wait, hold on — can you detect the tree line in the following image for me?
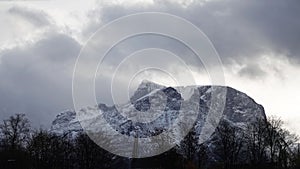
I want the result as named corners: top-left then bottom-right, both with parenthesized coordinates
top-left (179, 117), bottom-right (300, 169)
top-left (0, 114), bottom-right (299, 169)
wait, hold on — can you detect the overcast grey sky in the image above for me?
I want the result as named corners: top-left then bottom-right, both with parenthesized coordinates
top-left (0, 0), bottom-right (299, 135)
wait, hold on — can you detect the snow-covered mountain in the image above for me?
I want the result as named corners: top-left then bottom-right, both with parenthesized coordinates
top-left (50, 80), bottom-right (265, 160)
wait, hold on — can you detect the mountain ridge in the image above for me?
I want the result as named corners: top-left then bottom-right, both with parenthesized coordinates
top-left (50, 81), bottom-right (265, 160)
top-left (51, 80), bottom-right (265, 136)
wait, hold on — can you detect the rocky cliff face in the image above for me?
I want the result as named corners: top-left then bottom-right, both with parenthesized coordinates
top-left (50, 81), bottom-right (265, 161)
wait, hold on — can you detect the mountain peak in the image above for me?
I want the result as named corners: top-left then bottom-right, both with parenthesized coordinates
top-left (130, 80), bottom-right (165, 102)
top-left (50, 84), bottom-right (266, 160)
top-left (139, 80), bottom-right (164, 88)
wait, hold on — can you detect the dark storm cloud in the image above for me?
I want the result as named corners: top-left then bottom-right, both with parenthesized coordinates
top-left (86, 0), bottom-right (300, 70)
top-left (0, 33), bottom-right (81, 127)
top-left (8, 6), bottom-right (51, 27)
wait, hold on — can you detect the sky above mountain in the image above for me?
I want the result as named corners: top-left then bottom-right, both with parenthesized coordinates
top-left (0, 0), bottom-right (299, 135)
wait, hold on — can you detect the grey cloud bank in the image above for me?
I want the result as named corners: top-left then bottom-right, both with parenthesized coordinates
top-left (0, 0), bottom-right (299, 129)
top-left (88, 0), bottom-right (300, 65)
top-left (0, 32), bottom-right (80, 126)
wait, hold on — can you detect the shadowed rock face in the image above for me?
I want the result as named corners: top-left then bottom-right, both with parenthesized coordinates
top-left (50, 81), bottom-right (266, 165)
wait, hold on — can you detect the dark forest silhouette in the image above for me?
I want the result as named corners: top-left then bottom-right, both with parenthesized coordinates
top-left (0, 114), bottom-right (299, 169)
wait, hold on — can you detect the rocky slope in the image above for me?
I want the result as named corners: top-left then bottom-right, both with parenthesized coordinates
top-left (50, 81), bottom-right (266, 161)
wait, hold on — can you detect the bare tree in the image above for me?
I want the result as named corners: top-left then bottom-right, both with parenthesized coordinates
top-left (74, 132), bottom-right (113, 169)
top-left (0, 114), bottom-right (31, 150)
top-left (245, 117), bottom-right (268, 166)
top-left (28, 129), bottom-right (75, 169)
top-left (265, 116), bottom-right (283, 165)
top-left (276, 125), bottom-right (298, 168)
top-left (294, 143), bottom-right (300, 169)
top-left (216, 121), bottom-right (245, 169)
top-left (0, 114), bottom-right (31, 169)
